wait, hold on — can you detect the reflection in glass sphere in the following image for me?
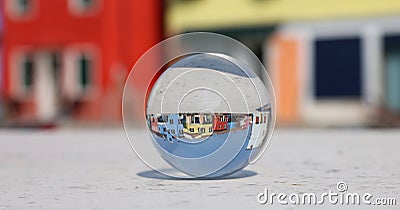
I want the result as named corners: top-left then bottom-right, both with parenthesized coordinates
top-left (145, 53), bottom-right (273, 178)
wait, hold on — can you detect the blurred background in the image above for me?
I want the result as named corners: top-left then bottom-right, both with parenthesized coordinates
top-left (1, 0), bottom-right (400, 128)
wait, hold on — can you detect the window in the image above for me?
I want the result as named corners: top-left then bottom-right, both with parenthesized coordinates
top-left (80, 0), bottom-right (94, 8)
top-left (77, 53), bottom-right (91, 91)
top-left (209, 127), bottom-right (212, 132)
top-left (21, 54), bottom-right (34, 91)
top-left (69, 0), bottom-right (98, 15)
top-left (189, 128), bottom-right (194, 133)
top-left (179, 129), bottom-right (183, 134)
top-left (200, 128), bottom-right (205, 133)
top-left (255, 116), bottom-right (259, 124)
top-left (169, 119), bottom-right (174, 124)
top-left (171, 130), bottom-right (175, 135)
top-left (17, 0), bottom-right (31, 14)
top-left (50, 52), bottom-right (61, 81)
top-left (192, 116), bottom-right (200, 124)
top-left (204, 115), bottom-right (212, 124)
top-left (314, 37), bottom-right (362, 98)
top-left (6, 0), bottom-right (34, 17)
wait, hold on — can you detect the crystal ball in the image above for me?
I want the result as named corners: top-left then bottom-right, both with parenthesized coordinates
top-left (145, 53), bottom-right (273, 178)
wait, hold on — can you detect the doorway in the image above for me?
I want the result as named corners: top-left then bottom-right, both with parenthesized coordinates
top-left (384, 35), bottom-right (400, 113)
top-left (33, 51), bottom-right (61, 122)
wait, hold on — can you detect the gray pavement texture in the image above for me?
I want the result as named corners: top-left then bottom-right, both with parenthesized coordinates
top-left (0, 128), bottom-right (399, 210)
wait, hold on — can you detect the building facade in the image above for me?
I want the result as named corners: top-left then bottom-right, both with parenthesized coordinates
top-left (268, 17), bottom-right (400, 126)
top-left (2, 0), bottom-right (163, 124)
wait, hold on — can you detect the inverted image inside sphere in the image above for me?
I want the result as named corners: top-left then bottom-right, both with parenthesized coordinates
top-left (145, 53), bottom-right (272, 177)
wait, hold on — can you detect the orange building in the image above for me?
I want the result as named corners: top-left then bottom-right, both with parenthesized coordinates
top-left (1, 0), bottom-right (163, 125)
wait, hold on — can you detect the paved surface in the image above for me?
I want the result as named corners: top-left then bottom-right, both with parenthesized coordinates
top-left (146, 66), bottom-right (269, 114)
top-left (0, 128), bottom-right (399, 209)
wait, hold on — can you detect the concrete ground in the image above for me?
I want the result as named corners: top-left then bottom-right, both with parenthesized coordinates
top-left (0, 128), bottom-right (399, 209)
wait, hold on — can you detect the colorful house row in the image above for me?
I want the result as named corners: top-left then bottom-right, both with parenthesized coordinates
top-left (149, 113), bottom-right (245, 141)
top-left (1, 0), bottom-right (163, 125)
top-left (166, 0), bottom-right (400, 126)
top-left (147, 104), bottom-right (271, 147)
top-left (147, 113), bottom-right (213, 141)
top-left (147, 107), bottom-right (271, 152)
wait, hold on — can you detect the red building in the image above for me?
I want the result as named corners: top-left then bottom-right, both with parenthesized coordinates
top-left (213, 114), bottom-right (228, 131)
top-left (1, 0), bottom-right (163, 124)
top-left (150, 115), bottom-right (158, 133)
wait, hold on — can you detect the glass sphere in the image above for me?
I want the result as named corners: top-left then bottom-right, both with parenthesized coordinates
top-left (145, 53), bottom-right (273, 178)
